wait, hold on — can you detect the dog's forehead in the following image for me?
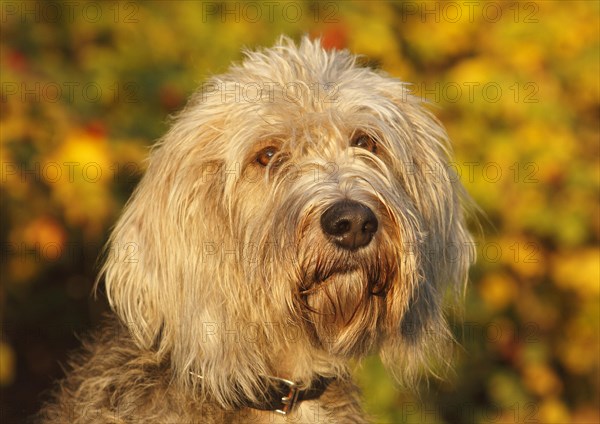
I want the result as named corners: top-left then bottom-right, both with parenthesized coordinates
top-left (206, 41), bottom-right (417, 162)
top-left (221, 93), bottom-right (399, 164)
top-left (230, 42), bottom-right (405, 115)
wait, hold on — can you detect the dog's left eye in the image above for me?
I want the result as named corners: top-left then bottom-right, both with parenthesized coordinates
top-left (351, 133), bottom-right (377, 154)
top-left (256, 146), bottom-right (282, 167)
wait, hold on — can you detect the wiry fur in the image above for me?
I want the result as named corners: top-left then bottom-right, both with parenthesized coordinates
top-left (39, 37), bottom-right (474, 423)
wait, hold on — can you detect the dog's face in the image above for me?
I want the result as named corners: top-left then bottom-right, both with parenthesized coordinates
top-left (101, 37), bottom-right (474, 406)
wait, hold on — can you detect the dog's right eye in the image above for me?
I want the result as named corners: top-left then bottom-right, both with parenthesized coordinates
top-left (351, 132), bottom-right (377, 154)
top-left (256, 146), bottom-right (280, 167)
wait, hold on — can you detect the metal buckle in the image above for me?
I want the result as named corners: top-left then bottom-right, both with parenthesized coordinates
top-left (270, 376), bottom-right (300, 415)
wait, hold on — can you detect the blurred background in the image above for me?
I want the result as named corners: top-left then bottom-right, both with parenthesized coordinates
top-left (1, 1), bottom-right (598, 423)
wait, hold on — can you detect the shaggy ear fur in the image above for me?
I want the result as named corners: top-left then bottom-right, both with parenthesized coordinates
top-left (98, 89), bottom-right (277, 407)
top-left (379, 91), bottom-right (475, 383)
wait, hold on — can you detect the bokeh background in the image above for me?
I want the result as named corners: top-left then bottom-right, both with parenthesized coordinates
top-left (1, 1), bottom-right (598, 423)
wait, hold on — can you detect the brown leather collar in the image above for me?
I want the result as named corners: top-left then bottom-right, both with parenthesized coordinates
top-left (245, 375), bottom-right (334, 415)
top-left (190, 371), bottom-right (333, 415)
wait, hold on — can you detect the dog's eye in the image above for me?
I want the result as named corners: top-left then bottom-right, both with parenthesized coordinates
top-left (256, 146), bottom-right (282, 167)
top-left (351, 133), bottom-right (377, 154)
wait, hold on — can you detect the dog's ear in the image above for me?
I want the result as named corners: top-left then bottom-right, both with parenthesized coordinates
top-left (97, 87), bottom-right (278, 407)
top-left (380, 91), bottom-right (475, 383)
top-left (97, 102), bottom-right (225, 351)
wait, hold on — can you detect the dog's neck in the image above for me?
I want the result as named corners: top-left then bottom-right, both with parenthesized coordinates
top-left (243, 374), bottom-right (334, 415)
top-left (190, 369), bottom-right (334, 415)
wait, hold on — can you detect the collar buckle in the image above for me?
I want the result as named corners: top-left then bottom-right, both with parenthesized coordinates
top-left (269, 376), bottom-right (300, 415)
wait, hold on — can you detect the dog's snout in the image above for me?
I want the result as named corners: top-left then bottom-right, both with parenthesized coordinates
top-left (320, 200), bottom-right (378, 250)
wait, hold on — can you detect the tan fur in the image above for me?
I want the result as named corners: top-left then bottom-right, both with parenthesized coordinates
top-left (39, 36), bottom-right (474, 423)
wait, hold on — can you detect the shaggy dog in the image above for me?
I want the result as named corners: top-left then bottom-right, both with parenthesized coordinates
top-left (40, 37), bottom-right (474, 423)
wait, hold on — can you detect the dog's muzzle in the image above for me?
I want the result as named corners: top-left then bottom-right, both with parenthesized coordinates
top-left (320, 200), bottom-right (378, 250)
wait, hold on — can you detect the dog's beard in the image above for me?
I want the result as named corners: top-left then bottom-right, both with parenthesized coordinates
top-left (300, 268), bottom-right (392, 357)
top-left (289, 219), bottom-right (401, 358)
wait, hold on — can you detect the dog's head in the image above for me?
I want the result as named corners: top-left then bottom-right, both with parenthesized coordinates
top-left (100, 36), bottom-right (474, 406)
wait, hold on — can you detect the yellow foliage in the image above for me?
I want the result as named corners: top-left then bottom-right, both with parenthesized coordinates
top-left (478, 273), bottom-right (518, 311)
top-left (7, 256), bottom-right (39, 284)
top-left (45, 131), bottom-right (115, 237)
top-left (558, 316), bottom-right (599, 375)
top-left (20, 216), bottom-right (67, 254)
top-left (538, 397), bottom-right (571, 424)
top-left (552, 249), bottom-right (600, 296)
top-left (348, 18), bottom-right (395, 59)
top-left (522, 363), bottom-right (562, 397)
top-left (0, 342), bottom-right (16, 386)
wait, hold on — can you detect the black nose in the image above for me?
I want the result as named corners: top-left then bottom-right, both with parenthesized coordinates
top-left (320, 200), bottom-right (378, 250)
